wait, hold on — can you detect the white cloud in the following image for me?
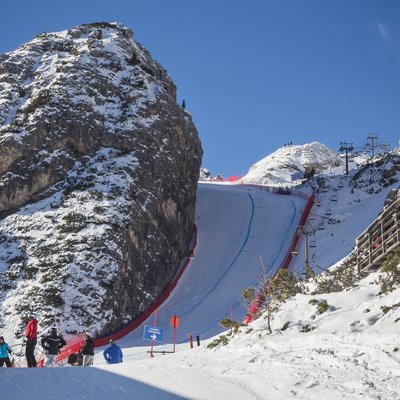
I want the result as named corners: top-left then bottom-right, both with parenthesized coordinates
top-left (377, 22), bottom-right (390, 40)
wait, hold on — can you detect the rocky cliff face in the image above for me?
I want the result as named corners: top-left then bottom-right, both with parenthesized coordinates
top-left (0, 22), bottom-right (202, 338)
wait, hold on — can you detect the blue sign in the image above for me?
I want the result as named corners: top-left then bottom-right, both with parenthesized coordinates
top-left (143, 325), bottom-right (164, 342)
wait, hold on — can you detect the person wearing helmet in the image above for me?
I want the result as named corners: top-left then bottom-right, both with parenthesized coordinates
top-left (25, 314), bottom-right (38, 367)
top-left (103, 339), bottom-right (123, 364)
top-left (41, 328), bottom-right (66, 367)
top-left (0, 336), bottom-right (13, 367)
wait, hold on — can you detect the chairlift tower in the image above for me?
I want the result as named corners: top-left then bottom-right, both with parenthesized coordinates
top-left (366, 133), bottom-right (378, 158)
top-left (296, 223), bottom-right (317, 273)
top-left (339, 142), bottom-right (354, 175)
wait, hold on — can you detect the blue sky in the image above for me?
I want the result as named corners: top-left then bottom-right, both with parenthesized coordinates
top-left (1, 1), bottom-right (399, 176)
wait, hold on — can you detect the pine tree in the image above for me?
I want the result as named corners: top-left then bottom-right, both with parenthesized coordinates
top-left (181, 99), bottom-right (186, 109)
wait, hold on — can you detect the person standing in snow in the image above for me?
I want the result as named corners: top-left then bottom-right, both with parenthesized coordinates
top-left (41, 327), bottom-right (66, 367)
top-left (0, 336), bottom-right (13, 367)
top-left (79, 332), bottom-right (95, 366)
top-left (103, 339), bottom-right (123, 364)
top-left (25, 314), bottom-right (38, 367)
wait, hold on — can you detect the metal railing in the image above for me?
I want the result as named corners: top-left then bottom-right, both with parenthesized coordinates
top-left (356, 197), bottom-right (400, 272)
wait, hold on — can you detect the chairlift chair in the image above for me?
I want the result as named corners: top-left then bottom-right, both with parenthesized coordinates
top-left (325, 203), bottom-right (332, 216)
top-left (310, 238), bottom-right (317, 248)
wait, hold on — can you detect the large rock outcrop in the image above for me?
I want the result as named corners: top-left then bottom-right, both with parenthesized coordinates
top-left (0, 22), bottom-right (202, 338)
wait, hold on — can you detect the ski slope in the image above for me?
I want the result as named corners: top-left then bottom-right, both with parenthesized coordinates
top-left (100, 182), bottom-right (306, 361)
top-left (5, 182), bottom-right (400, 400)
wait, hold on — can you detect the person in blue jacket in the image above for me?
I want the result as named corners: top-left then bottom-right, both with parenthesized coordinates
top-left (0, 336), bottom-right (13, 367)
top-left (103, 339), bottom-right (123, 364)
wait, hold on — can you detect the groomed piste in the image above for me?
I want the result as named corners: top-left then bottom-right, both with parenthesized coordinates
top-left (25, 182), bottom-right (310, 364)
top-left (89, 182), bottom-right (309, 359)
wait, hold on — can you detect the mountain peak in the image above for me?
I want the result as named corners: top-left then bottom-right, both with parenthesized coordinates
top-left (242, 142), bottom-right (343, 186)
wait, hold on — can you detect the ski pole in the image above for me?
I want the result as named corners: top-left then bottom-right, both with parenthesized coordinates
top-left (11, 343), bottom-right (25, 367)
top-left (11, 355), bottom-right (21, 368)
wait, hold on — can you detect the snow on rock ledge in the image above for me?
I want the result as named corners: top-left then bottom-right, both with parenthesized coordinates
top-left (0, 22), bottom-right (202, 339)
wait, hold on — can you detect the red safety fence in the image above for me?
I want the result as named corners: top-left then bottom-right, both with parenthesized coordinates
top-left (56, 227), bottom-right (198, 361)
top-left (277, 192), bottom-right (315, 271)
top-left (228, 176), bottom-right (243, 182)
top-left (243, 188), bottom-right (315, 323)
top-left (56, 335), bottom-right (85, 364)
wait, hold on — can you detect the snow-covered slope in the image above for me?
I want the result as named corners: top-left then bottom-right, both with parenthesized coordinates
top-left (101, 183), bottom-right (306, 349)
top-left (4, 269), bottom-right (400, 399)
top-left (242, 142), bottom-right (343, 186)
top-left (289, 151), bottom-right (400, 277)
top-left (4, 148), bottom-right (400, 400)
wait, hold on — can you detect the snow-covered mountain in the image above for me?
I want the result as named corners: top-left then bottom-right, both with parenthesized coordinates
top-left (0, 22), bottom-right (202, 339)
top-left (242, 142), bottom-right (343, 186)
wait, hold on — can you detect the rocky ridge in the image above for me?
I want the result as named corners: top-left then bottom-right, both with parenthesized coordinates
top-left (0, 22), bottom-right (202, 339)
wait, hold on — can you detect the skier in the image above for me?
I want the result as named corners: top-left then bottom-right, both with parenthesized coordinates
top-left (103, 339), bottom-right (123, 364)
top-left (79, 332), bottom-right (94, 366)
top-left (41, 328), bottom-right (66, 367)
top-left (0, 336), bottom-right (13, 367)
top-left (25, 314), bottom-right (38, 367)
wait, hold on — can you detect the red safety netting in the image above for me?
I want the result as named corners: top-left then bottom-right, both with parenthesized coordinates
top-left (56, 335), bottom-right (85, 363)
top-left (243, 188), bottom-right (315, 323)
top-left (228, 176), bottom-right (243, 182)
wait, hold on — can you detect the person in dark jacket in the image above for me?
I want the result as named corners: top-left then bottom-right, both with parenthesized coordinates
top-left (0, 336), bottom-right (13, 367)
top-left (79, 332), bottom-right (94, 366)
top-left (41, 328), bottom-right (66, 367)
top-left (25, 314), bottom-right (38, 367)
top-left (103, 339), bottom-right (123, 364)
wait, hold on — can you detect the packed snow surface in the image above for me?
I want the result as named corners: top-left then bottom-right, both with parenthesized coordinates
top-left (113, 183), bottom-right (306, 348)
top-left (4, 180), bottom-right (400, 399)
